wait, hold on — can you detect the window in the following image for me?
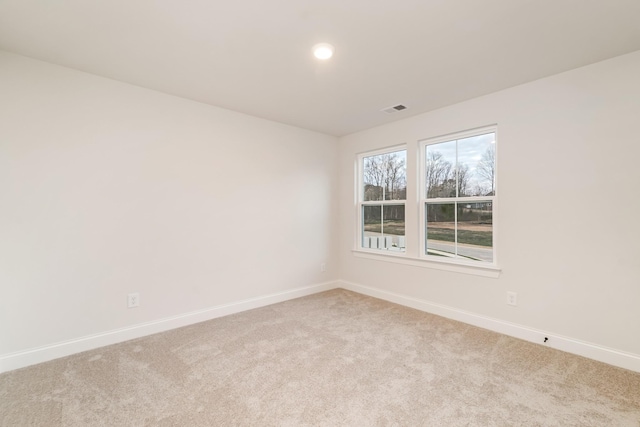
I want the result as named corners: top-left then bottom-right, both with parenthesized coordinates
top-left (353, 126), bottom-right (497, 275)
top-left (420, 126), bottom-right (496, 265)
top-left (357, 147), bottom-right (407, 253)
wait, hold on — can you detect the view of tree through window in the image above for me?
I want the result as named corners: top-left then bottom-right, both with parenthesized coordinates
top-left (361, 149), bottom-right (406, 252)
top-left (424, 130), bottom-right (496, 263)
top-left (356, 128), bottom-right (496, 267)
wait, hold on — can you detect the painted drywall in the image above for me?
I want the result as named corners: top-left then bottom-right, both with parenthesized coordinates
top-left (0, 51), bottom-right (338, 357)
top-left (338, 50), bottom-right (640, 357)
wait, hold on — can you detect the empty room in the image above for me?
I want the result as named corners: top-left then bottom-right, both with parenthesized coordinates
top-left (1, 1), bottom-right (639, 425)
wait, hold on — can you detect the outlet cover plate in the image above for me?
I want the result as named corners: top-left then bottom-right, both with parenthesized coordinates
top-left (507, 291), bottom-right (517, 306)
top-left (127, 292), bottom-right (140, 308)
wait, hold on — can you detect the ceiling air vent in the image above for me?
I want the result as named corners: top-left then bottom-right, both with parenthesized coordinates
top-left (381, 104), bottom-right (408, 114)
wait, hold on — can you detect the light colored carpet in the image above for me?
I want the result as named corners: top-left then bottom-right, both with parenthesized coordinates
top-left (1, 289), bottom-right (639, 426)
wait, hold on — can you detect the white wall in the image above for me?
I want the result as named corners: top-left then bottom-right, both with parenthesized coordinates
top-left (0, 52), bottom-right (338, 363)
top-left (338, 51), bottom-right (640, 363)
top-left (2, 48), bottom-right (639, 373)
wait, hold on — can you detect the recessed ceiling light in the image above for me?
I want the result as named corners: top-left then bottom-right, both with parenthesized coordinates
top-left (313, 43), bottom-right (334, 60)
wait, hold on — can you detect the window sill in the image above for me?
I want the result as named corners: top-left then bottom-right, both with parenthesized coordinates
top-left (352, 249), bottom-right (501, 278)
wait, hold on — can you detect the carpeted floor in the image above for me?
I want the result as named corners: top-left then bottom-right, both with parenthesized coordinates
top-left (1, 289), bottom-right (639, 426)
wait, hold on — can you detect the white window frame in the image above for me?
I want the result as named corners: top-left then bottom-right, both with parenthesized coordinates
top-left (356, 145), bottom-right (407, 255)
top-left (419, 125), bottom-right (498, 268)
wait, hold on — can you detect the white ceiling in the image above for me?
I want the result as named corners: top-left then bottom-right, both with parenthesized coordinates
top-left (1, 1), bottom-right (640, 136)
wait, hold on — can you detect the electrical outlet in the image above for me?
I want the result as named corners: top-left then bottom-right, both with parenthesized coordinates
top-left (320, 263), bottom-right (327, 272)
top-left (127, 292), bottom-right (140, 308)
top-left (507, 291), bottom-right (517, 306)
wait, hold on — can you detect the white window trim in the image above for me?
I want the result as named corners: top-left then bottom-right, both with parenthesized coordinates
top-left (419, 125), bottom-right (498, 268)
top-left (351, 249), bottom-right (501, 278)
top-left (355, 144), bottom-right (407, 255)
top-left (352, 127), bottom-right (500, 278)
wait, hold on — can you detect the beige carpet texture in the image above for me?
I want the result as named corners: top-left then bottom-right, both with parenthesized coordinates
top-left (1, 289), bottom-right (639, 426)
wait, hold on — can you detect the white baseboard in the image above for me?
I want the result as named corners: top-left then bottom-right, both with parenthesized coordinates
top-left (0, 281), bottom-right (339, 374)
top-left (4, 280), bottom-right (638, 374)
top-left (339, 280), bottom-right (640, 373)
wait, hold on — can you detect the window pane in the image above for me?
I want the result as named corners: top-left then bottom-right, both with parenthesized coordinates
top-left (362, 204), bottom-right (405, 252)
top-left (457, 202), bottom-right (493, 262)
top-left (425, 203), bottom-right (456, 257)
top-left (384, 205), bottom-right (405, 250)
top-left (458, 132), bottom-right (495, 196)
top-left (363, 205), bottom-right (382, 236)
top-left (425, 140), bottom-right (456, 198)
top-left (425, 202), bottom-right (493, 262)
top-left (363, 150), bottom-right (406, 201)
